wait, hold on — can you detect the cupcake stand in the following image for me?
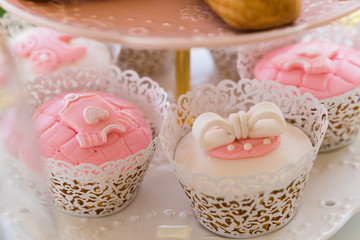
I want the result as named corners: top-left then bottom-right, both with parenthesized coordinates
top-left (1, 0), bottom-right (360, 239)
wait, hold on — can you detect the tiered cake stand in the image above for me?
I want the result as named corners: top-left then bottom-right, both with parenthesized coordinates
top-left (1, 0), bottom-right (360, 239)
top-left (2, 0), bottom-right (360, 97)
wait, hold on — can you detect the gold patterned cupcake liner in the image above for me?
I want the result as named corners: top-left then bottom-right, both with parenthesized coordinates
top-left (46, 141), bottom-right (155, 217)
top-left (320, 88), bottom-right (360, 152)
top-left (178, 172), bottom-right (308, 238)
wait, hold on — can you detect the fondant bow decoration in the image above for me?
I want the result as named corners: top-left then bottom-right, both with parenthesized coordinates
top-left (192, 102), bottom-right (287, 151)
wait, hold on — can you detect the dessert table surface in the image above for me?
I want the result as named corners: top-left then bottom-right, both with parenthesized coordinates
top-left (1, 49), bottom-right (360, 240)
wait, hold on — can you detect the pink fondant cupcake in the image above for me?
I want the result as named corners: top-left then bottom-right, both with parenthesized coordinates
top-left (21, 65), bottom-right (169, 217)
top-left (33, 91), bottom-right (153, 216)
top-left (253, 40), bottom-right (360, 151)
top-left (160, 79), bottom-right (328, 238)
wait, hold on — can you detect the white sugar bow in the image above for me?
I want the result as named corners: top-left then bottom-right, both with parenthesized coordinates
top-left (192, 102), bottom-right (287, 151)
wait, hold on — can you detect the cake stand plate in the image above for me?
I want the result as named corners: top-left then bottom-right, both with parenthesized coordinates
top-left (1, 0), bottom-right (360, 48)
top-left (2, 134), bottom-right (360, 240)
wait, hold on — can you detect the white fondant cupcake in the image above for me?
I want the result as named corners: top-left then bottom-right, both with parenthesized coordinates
top-left (160, 79), bottom-right (328, 238)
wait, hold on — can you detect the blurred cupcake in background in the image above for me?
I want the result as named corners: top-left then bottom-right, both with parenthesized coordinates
top-left (9, 27), bottom-right (114, 81)
top-left (252, 40), bottom-right (360, 152)
top-left (210, 47), bottom-right (240, 80)
top-left (116, 47), bottom-right (173, 77)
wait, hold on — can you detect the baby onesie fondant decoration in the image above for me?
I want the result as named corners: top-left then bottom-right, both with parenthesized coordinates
top-left (192, 101), bottom-right (286, 159)
top-left (60, 93), bottom-right (133, 148)
top-left (13, 28), bottom-right (87, 73)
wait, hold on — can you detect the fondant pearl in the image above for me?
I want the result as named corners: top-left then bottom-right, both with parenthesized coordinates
top-left (227, 144), bottom-right (235, 152)
top-left (263, 138), bottom-right (271, 145)
top-left (39, 54), bottom-right (49, 62)
top-left (243, 143), bottom-right (252, 151)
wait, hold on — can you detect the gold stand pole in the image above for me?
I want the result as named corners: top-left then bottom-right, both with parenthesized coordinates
top-left (175, 49), bottom-right (190, 100)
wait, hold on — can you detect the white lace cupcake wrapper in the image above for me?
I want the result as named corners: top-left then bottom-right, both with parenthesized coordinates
top-left (320, 88), bottom-right (360, 152)
top-left (46, 143), bottom-right (155, 217)
top-left (160, 79), bottom-right (328, 238)
top-left (26, 65), bottom-right (169, 217)
top-left (177, 171), bottom-right (309, 238)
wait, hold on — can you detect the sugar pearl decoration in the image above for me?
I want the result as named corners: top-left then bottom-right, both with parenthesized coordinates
top-left (39, 54), bottom-right (49, 62)
top-left (227, 144), bottom-right (235, 152)
top-left (243, 143), bottom-right (252, 151)
top-left (263, 138), bottom-right (271, 145)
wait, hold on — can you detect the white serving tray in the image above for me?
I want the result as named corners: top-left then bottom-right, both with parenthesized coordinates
top-left (2, 49), bottom-right (360, 240)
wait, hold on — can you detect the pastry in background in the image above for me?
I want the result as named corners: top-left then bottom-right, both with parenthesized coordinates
top-left (204, 0), bottom-right (302, 31)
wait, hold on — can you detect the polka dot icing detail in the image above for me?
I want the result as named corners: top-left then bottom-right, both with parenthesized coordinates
top-left (253, 40), bottom-right (360, 100)
top-left (243, 143), bottom-right (253, 151)
top-left (263, 138), bottom-right (271, 145)
top-left (227, 144), bottom-right (235, 152)
top-left (207, 136), bottom-right (281, 160)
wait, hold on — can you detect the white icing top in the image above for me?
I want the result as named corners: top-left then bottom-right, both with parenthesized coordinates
top-left (174, 123), bottom-right (312, 179)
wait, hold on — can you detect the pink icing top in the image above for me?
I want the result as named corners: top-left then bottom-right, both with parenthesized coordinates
top-left (253, 40), bottom-right (360, 100)
top-left (33, 91), bottom-right (152, 166)
top-left (13, 28), bottom-right (87, 73)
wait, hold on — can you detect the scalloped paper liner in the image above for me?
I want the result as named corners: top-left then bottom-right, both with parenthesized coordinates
top-left (27, 66), bottom-right (169, 217)
top-left (236, 18), bottom-right (360, 152)
top-left (46, 140), bottom-right (156, 217)
top-left (320, 88), bottom-right (360, 152)
top-left (179, 173), bottom-right (308, 238)
top-left (160, 79), bottom-right (328, 238)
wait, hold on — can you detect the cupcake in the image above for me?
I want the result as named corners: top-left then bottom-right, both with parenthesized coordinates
top-left (210, 47), bottom-right (240, 80)
top-left (24, 65), bottom-right (169, 217)
top-left (117, 47), bottom-right (173, 77)
top-left (9, 27), bottom-right (113, 81)
top-left (33, 91), bottom-right (152, 216)
top-left (160, 79), bottom-right (327, 238)
top-left (253, 40), bottom-right (360, 152)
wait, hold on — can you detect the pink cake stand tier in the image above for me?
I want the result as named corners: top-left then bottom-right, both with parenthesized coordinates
top-left (1, 0), bottom-right (360, 48)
